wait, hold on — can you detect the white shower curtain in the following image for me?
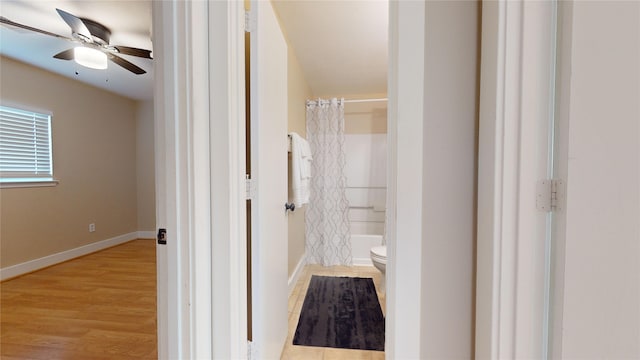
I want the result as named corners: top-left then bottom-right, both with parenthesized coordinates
top-left (305, 98), bottom-right (352, 266)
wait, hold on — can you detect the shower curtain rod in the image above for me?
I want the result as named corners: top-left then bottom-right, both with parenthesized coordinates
top-left (306, 98), bottom-right (388, 105)
top-left (343, 98), bottom-right (387, 104)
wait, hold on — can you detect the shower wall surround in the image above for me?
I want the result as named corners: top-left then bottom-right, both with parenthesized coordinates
top-left (344, 133), bottom-right (387, 235)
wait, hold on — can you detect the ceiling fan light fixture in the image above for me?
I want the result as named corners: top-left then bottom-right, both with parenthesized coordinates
top-left (73, 47), bottom-right (107, 70)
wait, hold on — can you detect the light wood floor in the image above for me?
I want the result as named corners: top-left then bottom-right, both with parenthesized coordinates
top-left (281, 264), bottom-right (386, 360)
top-left (0, 239), bottom-right (157, 360)
top-left (1, 241), bottom-right (386, 360)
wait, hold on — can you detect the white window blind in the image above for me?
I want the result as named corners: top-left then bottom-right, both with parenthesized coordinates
top-left (0, 105), bottom-right (53, 181)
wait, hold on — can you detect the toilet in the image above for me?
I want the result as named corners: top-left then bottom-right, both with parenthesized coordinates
top-left (370, 245), bottom-right (387, 293)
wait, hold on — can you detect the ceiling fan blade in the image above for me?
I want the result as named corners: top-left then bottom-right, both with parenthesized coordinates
top-left (0, 16), bottom-right (72, 41)
top-left (108, 54), bottom-right (146, 75)
top-left (111, 45), bottom-right (152, 59)
top-left (53, 49), bottom-right (75, 60)
top-left (56, 8), bottom-right (92, 42)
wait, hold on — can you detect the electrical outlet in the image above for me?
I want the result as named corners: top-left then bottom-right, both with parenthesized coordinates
top-left (89, 223), bottom-right (96, 232)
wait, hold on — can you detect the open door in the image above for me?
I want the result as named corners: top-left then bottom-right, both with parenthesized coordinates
top-left (248, 0), bottom-right (289, 358)
top-left (153, 1), bottom-right (248, 358)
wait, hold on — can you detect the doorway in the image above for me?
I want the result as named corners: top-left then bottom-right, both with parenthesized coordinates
top-left (266, 1), bottom-right (389, 358)
top-left (153, 1), bottom-right (482, 358)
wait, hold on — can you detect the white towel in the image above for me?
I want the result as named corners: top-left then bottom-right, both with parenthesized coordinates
top-left (299, 138), bottom-right (312, 179)
top-left (289, 132), bottom-right (312, 206)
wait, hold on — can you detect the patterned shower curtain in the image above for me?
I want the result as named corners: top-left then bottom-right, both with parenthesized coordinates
top-left (305, 98), bottom-right (352, 266)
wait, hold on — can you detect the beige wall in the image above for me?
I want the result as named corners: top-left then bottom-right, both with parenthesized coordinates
top-left (136, 100), bottom-right (155, 234)
top-left (0, 57), bottom-right (138, 267)
top-left (420, 1), bottom-right (479, 358)
top-left (287, 48), bottom-right (312, 277)
top-left (553, 2), bottom-right (640, 358)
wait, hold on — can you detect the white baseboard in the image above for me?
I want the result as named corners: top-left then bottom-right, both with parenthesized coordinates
top-left (0, 232), bottom-right (139, 281)
top-left (288, 252), bottom-right (307, 296)
top-left (137, 230), bottom-right (156, 239)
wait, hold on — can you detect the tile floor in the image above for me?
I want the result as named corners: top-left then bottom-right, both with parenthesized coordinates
top-left (281, 264), bottom-right (385, 360)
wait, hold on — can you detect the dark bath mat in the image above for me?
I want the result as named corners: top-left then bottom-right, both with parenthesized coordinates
top-left (293, 275), bottom-right (385, 351)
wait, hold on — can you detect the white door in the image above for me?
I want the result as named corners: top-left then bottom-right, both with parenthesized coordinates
top-left (249, 1), bottom-right (289, 358)
top-left (153, 2), bottom-right (248, 358)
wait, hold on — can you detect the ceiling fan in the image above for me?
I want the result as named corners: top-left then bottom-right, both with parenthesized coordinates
top-left (0, 8), bottom-right (152, 75)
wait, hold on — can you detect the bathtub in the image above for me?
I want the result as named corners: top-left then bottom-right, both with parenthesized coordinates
top-left (351, 234), bottom-right (384, 266)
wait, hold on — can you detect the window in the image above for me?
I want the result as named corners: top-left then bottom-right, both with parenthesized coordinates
top-left (0, 105), bottom-right (57, 187)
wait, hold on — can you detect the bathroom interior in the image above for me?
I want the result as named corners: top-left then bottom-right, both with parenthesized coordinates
top-left (284, 99), bottom-right (388, 359)
top-left (273, 1), bottom-right (389, 358)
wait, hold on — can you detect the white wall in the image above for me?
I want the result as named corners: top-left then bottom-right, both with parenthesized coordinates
top-left (388, 1), bottom-right (479, 358)
top-left (421, 1), bottom-right (479, 358)
top-left (553, 1), bottom-right (640, 358)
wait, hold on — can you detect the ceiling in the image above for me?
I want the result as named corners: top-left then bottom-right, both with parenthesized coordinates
top-left (0, 1), bottom-right (153, 100)
top-left (272, 0), bottom-right (388, 97)
top-left (0, 1), bottom-right (387, 101)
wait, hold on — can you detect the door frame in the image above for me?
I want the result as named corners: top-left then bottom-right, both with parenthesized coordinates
top-left (153, 0), bottom-right (557, 358)
top-left (153, 1), bottom-right (247, 359)
top-left (475, 1), bottom-right (558, 358)
top-left (385, 1), bottom-right (426, 357)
